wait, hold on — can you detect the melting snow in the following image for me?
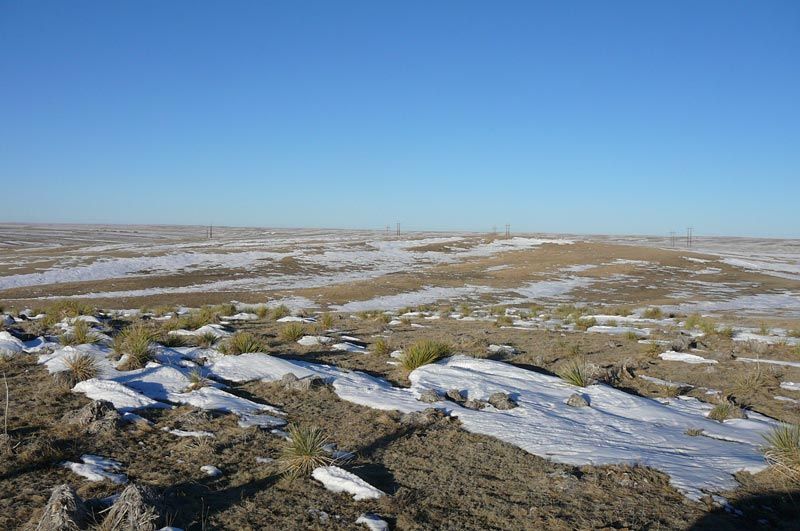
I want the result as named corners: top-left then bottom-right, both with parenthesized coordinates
top-left (312, 466), bottom-right (385, 500)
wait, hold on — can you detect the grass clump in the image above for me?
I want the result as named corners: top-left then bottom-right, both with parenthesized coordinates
top-left (684, 314), bottom-right (702, 330)
top-left (557, 358), bottom-right (592, 387)
top-left (271, 305), bottom-right (291, 320)
top-left (223, 331), bottom-right (265, 355)
top-left (372, 338), bottom-right (392, 356)
top-left (115, 324), bottom-right (155, 370)
top-left (319, 313), bottom-right (334, 330)
top-left (763, 424), bottom-right (800, 484)
top-left (256, 305), bottom-right (269, 319)
top-left (643, 307), bottom-right (663, 319)
top-left (185, 368), bottom-right (211, 391)
top-left (63, 352), bottom-right (99, 383)
top-left (400, 340), bottom-right (451, 371)
top-left (60, 320), bottom-right (100, 346)
top-left (788, 329), bottom-right (800, 339)
top-left (280, 323), bottom-right (305, 342)
top-left (279, 425), bottom-right (333, 479)
top-left (159, 333), bottom-right (188, 348)
top-left (574, 317), bottom-right (597, 331)
top-left (193, 331), bottom-right (219, 348)
top-left (685, 428), bottom-right (704, 437)
top-left (707, 401), bottom-right (746, 422)
top-left (458, 304), bottom-right (472, 317)
top-left (495, 315), bottom-right (514, 327)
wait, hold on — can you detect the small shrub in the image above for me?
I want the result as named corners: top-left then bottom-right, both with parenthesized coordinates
top-left (624, 331), bottom-right (639, 341)
top-left (763, 424), bottom-right (800, 483)
top-left (376, 313), bottom-right (392, 325)
top-left (685, 428), bottom-right (704, 437)
top-left (213, 303), bottom-right (237, 317)
top-left (557, 358), bottom-right (592, 387)
top-left (256, 305), bottom-right (269, 319)
top-left (372, 338), bottom-right (391, 356)
top-left (610, 306), bottom-right (633, 317)
top-left (280, 323), bottom-right (305, 342)
top-left (759, 322), bottom-right (770, 336)
top-left (159, 333), bottom-right (188, 348)
top-left (46, 300), bottom-right (94, 319)
top-left (717, 327), bottom-right (735, 339)
top-left (185, 368), bottom-right (211, 391)
top-left (400, 340), bottom-right (451, 371)
top-left (642, 307), bottom-right (663, 319)
top-left (63, 352), bottom-right (99, 383)
top-left (153, 305), bottom-right (176, 317)
top-left (223, 332), bottom-right (265, 355)
top-left (707, 401), bottom-right (746, 422)
top-left (279, 425), bottom-right (333, 479)
top-left (685, 314), bottom-right (702, 329)
top-left (458, 304), bottom-right (472, 317)
top-left (733, 366), bottom-right (768, 398)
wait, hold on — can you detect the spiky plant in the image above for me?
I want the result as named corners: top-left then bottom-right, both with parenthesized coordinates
top-left (223, 331), bottom-right (265, 355)
top-left (279, 425), bottom-right (333, 479)
top-left (117, 324), bottom-right (155, 370)
top-left (213, 303), bottom-right (237, 317)
top-left (271, 305), bottom-right (290, 320)
top-left (63, 352), bottom-right (99, 383)
top-left (319, 313), bottom-right (334, 330)
top-left (185, 368), bottom-right (211, 391)
top-left (643, 307), bottom-right (663, 319)
top-left (280, 323), bottom-right (305, 342)
top-left (60, 320), bottom-right (100, 346)
top-left (256, 305), bottom-right (269, 319)
top-left (495, 315), bottom-right (514, 327)
top-left (557, 358), bottom-right (592, 387)
top-left (573, 317), bottom-right (596, 331)
top-left (194, 331), bottom-right (218, 348)
top-left (400, 340), bottom-right (450, 371)
top-left (159, 333), bottom-right (188, 348)
top-left (372, 338), bottom-right (391, 356)
top-left (707, 400), bottom-right (746, 422)
top-left (763, 424), bottom-right (800, 484)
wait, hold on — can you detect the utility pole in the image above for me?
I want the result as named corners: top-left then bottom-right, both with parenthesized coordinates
top-left (396, 222), bottom-right (400, 237)
top-left (492, 225), bottom-right (497, 236)
top-left (686, 227), bottom-right (693, 248)
top-left (209, 224), bottom-right (213, 239)
top-left (505, 224), bottom-right (510, 238)
top-left (385, 225), bottom-right (389, 236)
top-left (669, 231), bottom-right (676, 248)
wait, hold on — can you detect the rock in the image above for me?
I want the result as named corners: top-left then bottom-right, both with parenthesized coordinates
top-left (201, 465), bottom-right (222, 477)
top-left (417, 389), bottom-right (441, 403)
top-left (356, 513), bottom-right (389, 531)
top-left (400, 408), bottom-right (447, 427)
top-left (280, 373), bottom-right (327, 391)
top-left (566, 393), bottom-right (590, 408)
top-left (445, 389), bottom-right (466, 403)
top-left (670, 334), bottom-right (697, 352)
top-left (463, 399), bottom-right (487, 410)
top-left (62, 400), bottom-right (122, 434)
top-left (34, 484), bottom-right (87, 531)
top-left (100, 483), bottom-right (162, 531)
top-left (488, 392), bottom-right (517, 410)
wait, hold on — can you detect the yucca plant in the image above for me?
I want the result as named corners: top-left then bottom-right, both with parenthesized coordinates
top-left (573, 317), bottom-right (596, 331)
top-left (159, 333), bottom-right (188, 348)
top-left (280, 323), bottom-right (305, 342)
top-left (60, 320), bottom-right (100, 346)
top-left (63, 352), bottom-right (99, 383)
top-left (643, 307), bottom-right (663, 319)
top-left (319, 313), bottom-right (334, 330)
top-left (256, 305), bottom-right (269, 319)
top-left (372, 338), bottom-right (392, 356)
top-left (193, 331), bottom-right (219, 348)
top-left (223, 331), bottom-right (265, 355)
top-left (707, 400), bottom-right (746, 422)
top-left (185, 367), bottom-right (211, 391)
top-left (400, 340), bottom-right (450, 371)
top-left (763, 424), bottom-right (800, 484)
top-left (271, 305), bottom-right (291, 320)
top-left (557, 358), bottom-right (592, 387)
top-left (116, 324), bottom-right (155, 370)
top-left (279, 425), bottom-right (333, 479)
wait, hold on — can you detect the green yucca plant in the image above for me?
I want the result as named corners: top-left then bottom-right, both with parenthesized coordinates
top-left (256, 305), bottom-right (269, 319)
top-left (194, 331), bottom-right (219, 348)
top-left (400, 340), bottom-right (450, 371)
top-left (223, 331), bottom-right (265, 355)
top-left (271, 305), bottom-right (291, 320)
top-left (642, 307), bottom-right (663, 319)
top-left (63, 352), bottom-right (99, 383)
top-left (763, 424), bottom-right (800, 484)
top-left (557, 358), bottom-right (592, 387)
top-left (280, 323), bottom-right (305, 342)
top-left (707, 400), bottom-right (746, 422)
top-left (319, 313), bottom-right (334, 330)
top-left (185, 367), bottom-right (211, 391)
top-left (116, 324), bottom-right (155, 370)
top-left (60, 320), bottom-right (100, 346)
top-left (159, 332), bottom-right (188, 348)
top-left (495, 315), bottom-right (514, 327)
top-left (573, 317), bottom-right (596, 331)
top-left (279, 425), bottom-right (333, 479)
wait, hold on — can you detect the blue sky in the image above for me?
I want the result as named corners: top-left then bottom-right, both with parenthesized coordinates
top-left (1, 1), bottom-right (798, 237)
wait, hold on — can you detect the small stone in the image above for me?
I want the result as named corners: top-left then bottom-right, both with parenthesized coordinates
top-left (445, 389), bottom-right (466, 403)
top-left (566, 393), bottom-right (589, 408)
top-left (200, 465), bottom-right (222, 477)
top-left (400, 408), bottom-right (446, 427)
top-left (417, 389), bottom-right (441, 403)
top-left (488, 392), bottom-right (517, 410)
top-left (62, 400), bottom-right (122, 434)
top-left (281, 373), bottom-right (326, 391)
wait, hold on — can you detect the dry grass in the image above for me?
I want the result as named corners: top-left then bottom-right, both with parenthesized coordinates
top-left (643, 307), bottom-right (663, 319)
top-left (763, 424), bottom-right (800, 484)
top-left (271, 305), bottom-right (291, 320)
top-left (319, 313), bottom-right (334, 330)
top-left (400, 340), bottom-right (450, 371)
top-left (557, 358), bottom-right (592, 387)
top-left (495, 315), bottom-right (514, 327)
top-left (223, 332), bottom-right (265, 355)
top-left (279, 323), bottom-right (305, 342)
top-left (372, 338), bottom-right (392, 356)
top-left (63, 352), bottom-right (99, 383)
top-left (574, 317), bottom-right (596, 331)
top-left (159, 333), bottom-right (188, 348)
top-left (279, 425), bottom-right (333, 479)
top-left (708, 401), bottom-right (746, 422)
top-left (185, 368), bottom-right (211, 391)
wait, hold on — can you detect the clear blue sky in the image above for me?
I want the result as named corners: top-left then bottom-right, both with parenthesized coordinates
top-left (2, 1), bottom-right (798, 237)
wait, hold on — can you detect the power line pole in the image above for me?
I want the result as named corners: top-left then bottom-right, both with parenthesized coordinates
top-left (396, 222), bottom-right (400, 237)
top-left (505, 224), bottom-right (510, 238)
top-left (686, 227), bottom-right (693, 248)
top-left (669, 231), bottom-right (676, 248)
top-left (492, 225), bottom-right (497, 236)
